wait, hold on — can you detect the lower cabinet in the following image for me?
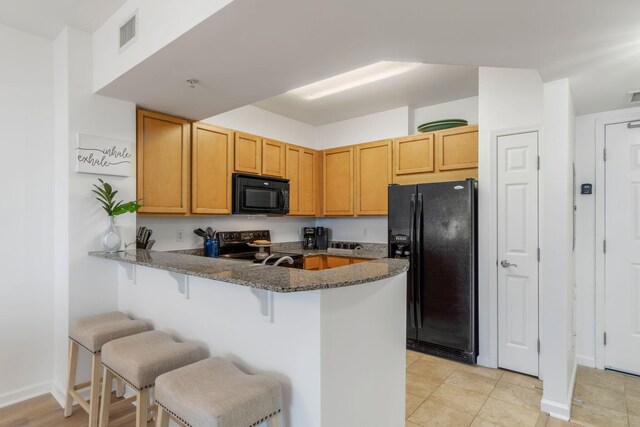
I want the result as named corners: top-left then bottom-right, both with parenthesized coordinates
top-left (191, 123), bottom-right (234, 214)
top-left (303, 255), bottom-right (372, 270)
top-left (325, 256), bottom-right (351, 268)
top-left (303, 255), bottom-right (322, 271)
top-left (136, 109), bottom-right (191, 214)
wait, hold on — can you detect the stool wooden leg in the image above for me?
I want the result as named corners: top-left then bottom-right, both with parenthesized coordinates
top-left (64, 340), bottom-right (79, 417)
top-left (115, 378), bottom-right (125, 398)
top-left (88, 353), bottom-right (102, 427)
top-left (155, 406), bottom-right (169, 427)
top-left (136, 389), bottom-right (149, 427)
top-left (99, 368), bottom-right (114, 427)
top-left (267, 413), bottom-right (281, 427)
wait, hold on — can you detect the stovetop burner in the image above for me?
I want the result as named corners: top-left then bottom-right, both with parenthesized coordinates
top-left (216, 230), bottom-right (303, 268)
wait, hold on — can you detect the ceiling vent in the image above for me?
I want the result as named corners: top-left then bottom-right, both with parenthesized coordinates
top-left (628, 90), bottom-right (640, 104)
top-left (119, 11), bottom-right (138, 52)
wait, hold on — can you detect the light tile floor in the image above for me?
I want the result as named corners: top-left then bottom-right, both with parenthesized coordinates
top-left (406, 350), bottom-right (640, 427)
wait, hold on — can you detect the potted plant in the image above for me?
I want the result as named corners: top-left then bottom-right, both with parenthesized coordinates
top-left (92, 179), bottom-right (142, 252)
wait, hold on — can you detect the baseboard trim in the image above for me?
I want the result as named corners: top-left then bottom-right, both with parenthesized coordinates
top-left (51, 380), bottom-right (67, 408)
top-left (576, 355), bottom-right (596, 368)
top-left (0, 381), bottom-right (52, 409)
top-left (541, 398), bottom-right (571, 421)
top-left (476, 356), bottom-right (496, 369)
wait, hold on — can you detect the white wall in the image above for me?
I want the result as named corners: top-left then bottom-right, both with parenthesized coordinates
top-left (477, 67), bottom-right (544, 370)
top-left (204, 105), bottom-right (316, 148)
top-left (315, 106), bottom-right (410, 149)
top-left (93, 0), bottom-right (233, 92)
top-left (52, 27), bottom-right (137, 402)
top-left (412, 96), bottom-right (478, 133)
top-left (573, 105), bottom-right (640, 368)
top-left (0, 24), bottom-right (55, 407)
top-left (540, 79), bottom-right (576, 419)
top-left (138, 216), bottom-right (315, 251)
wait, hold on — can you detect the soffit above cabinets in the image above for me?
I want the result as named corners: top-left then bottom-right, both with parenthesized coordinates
top-left (87, 0), bottom-right (640, 121)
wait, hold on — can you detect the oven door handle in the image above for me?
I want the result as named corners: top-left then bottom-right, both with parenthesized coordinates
top-left (279, 189), bottom-right (286, 210)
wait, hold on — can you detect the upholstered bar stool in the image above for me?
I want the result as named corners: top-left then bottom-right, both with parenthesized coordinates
top-left (66, 311), bottom-right (150, 427)
top-left (154, 357), bottom-right (283, 427)
top-left (99, 330), bottom-right (208, 427)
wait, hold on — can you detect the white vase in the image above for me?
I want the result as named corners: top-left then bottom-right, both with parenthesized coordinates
top-left (102, 216), bottom-right (121, 252)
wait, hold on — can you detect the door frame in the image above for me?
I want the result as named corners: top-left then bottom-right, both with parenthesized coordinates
top-left (486, 126), bottom-right (542, 376)
top-left (594, 111), bottom-right (640, 369)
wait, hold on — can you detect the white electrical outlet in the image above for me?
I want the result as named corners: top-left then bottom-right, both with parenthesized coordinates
top-left (363, 227), bottom-right (368, 236)
top-left (177, 229), bottom-right (184, 242)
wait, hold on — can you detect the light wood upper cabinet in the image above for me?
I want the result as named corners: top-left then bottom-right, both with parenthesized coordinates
top-left (323, 146), bottom-right (354, 216)
top-left (285, 144), bottom-right (302, 215)
top-left (392, 133), bottom-right (435, 184)
top-left (137, 109), bottom-right (190, 214)
top-left (191, 123), bottom-right (233, 214)
top-left (262, 138), bottom-right (286, 177)
top-left (286, 144), bottom-right (318, 216)
top-left (355, 139), bottom-right (392, 215)
top-left (300, 149), bottom-right (318, 215)
top-left (234, 131), bottom-right (261, 174)
top-left (435, 125), bottom-right (478, 171)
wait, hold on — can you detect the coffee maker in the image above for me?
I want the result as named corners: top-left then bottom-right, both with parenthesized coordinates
top-left (303, 227), bottom-right (316, 249)
top-left (315, 227), bottom-right (329, 250)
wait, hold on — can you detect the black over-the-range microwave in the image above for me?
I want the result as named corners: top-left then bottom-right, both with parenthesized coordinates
top-left (232, 173), bottom-right (290, 215)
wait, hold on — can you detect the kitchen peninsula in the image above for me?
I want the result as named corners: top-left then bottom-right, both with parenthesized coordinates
top-left (90, 249), bottom-right (408, 426)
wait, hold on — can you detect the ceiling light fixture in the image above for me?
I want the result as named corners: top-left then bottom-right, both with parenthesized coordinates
top-left (288, 61), bottom-right (422, 100)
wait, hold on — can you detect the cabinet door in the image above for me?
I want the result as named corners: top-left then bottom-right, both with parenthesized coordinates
top-left (285, 144), bottom-right (302, 215)
top-left (191, 123), bottom-right (233, 214)
top-left (262, 138), bottom-right (286, 177)
top-left (234, 131), bottom-right (261, 174)
top-left (304, 255), bottom-right (322, 270)
top-left (137, 109), bottom-right (190, 214)
top-left (326, 256), bottom-right (351, 268)
top-left (392, 134), bottom-right (435, 184)
top-left (299, 148), bottom-right (317, 216)
top-left (355, 139), bottom-right (392, 215)
top-left (323, 146), bottom-right (354, 216)
top-left (435, 125), bottom-right (478, 171)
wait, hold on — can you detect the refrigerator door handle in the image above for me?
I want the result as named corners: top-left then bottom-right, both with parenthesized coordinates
top-left (408, 194), bottom-right (416, 328)
top-left (415, 192), bottom-right (424, 330)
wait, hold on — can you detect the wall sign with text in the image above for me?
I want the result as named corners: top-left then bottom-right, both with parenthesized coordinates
top-left (76, 133), bottom-right (133, 177)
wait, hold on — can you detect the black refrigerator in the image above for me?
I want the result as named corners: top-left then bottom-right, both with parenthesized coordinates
top-left (388, 179), bottom-right (478, 364)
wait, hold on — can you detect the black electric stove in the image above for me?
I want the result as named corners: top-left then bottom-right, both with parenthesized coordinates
top-left (217, 230), bottom-right (303, 269)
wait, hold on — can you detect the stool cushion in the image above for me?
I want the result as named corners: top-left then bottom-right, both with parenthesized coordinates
top-left (155, 357), bottom-right (283, 427)
top-left (69, 311), bottom-right (150, 353)
top-left (102, 330), bottom-right (207, 390)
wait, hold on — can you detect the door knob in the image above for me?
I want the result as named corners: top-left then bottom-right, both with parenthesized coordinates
top-left (500, 259), bottom-right (518, 268)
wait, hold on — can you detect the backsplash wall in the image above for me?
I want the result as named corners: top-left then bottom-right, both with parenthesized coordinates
top-left (137, 216), bottom-right (388, 251)
top-left (137, 215), bottom-right (315, 251)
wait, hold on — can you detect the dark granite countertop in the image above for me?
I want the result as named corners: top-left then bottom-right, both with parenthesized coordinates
top-left (89, 249), bottom-right (408, 293)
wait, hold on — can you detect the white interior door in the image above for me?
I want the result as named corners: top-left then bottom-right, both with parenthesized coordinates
top-left (605, 121), bottom-right (640, 375)
top-left (497, 131), bottom-right (539, 376)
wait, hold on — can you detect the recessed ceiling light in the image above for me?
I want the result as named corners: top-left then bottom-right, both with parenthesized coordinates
top-left (288, 61), bottom-right (422, 100)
